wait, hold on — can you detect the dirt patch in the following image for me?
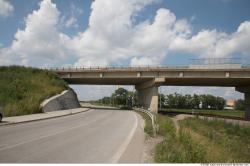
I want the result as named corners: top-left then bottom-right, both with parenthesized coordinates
top-left (198, 116), bottom-right (250, 126)
top-left (172, 114), bottom-right (194, 133)
top-left (141, 135), bottom-right (164, 163)
top-left (171, 114), bottom-right (250, 134)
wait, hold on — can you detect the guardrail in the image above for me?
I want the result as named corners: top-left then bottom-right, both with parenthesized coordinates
top-left (133, 107), bottom-right (157, 137)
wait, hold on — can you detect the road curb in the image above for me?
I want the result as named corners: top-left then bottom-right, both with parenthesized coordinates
top-left (0, 108), bottom-right (91, 127)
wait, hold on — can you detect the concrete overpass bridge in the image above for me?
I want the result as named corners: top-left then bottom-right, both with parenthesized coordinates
top-left (52, 64), bottom-right (250, 119)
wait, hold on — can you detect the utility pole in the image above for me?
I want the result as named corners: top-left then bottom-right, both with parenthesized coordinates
top-left (159, 86), bottom-right (162, 110)
top-left (110, 96), bottom-right (111, 106)
top-left (133, 87), bottom-right (135, 108)
top-left (131, 96), bottom-right (133, 108)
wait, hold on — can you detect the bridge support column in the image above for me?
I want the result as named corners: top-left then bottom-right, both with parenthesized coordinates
top-left (137, 86), bottom-right (159, 113)
top-left (236, 86), bottom-right (250, 119)
top-left (136, 78), bottom-right (165, 113)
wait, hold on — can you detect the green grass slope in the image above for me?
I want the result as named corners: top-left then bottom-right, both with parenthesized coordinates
top-left (154, 115), bottom-right (250, 163)
top-left (0, 66), bottom-right (68, 117)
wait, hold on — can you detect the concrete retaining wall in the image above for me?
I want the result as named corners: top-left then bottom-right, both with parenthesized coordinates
top-left (40, 89), bottom-right (80, 112)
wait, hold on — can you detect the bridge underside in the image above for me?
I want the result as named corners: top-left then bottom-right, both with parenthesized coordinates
top-left (64, 77), bottom-right (250, 87)
top-left (55, 68), bottom-right (250, 119)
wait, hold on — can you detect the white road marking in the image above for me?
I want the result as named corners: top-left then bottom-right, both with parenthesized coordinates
top-left (109, 112), bottom-right (138, 163)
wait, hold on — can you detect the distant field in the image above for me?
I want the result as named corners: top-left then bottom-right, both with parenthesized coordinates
top-left (160, 108), bottom-right (245, 118)
top-left (0, 66), bottom-right (68, 117)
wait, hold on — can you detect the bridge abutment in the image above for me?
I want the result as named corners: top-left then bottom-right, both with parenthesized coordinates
top-left (236, 86), bottom-right (250, 119)
top-left (135, 78), bottom-right (165, 113)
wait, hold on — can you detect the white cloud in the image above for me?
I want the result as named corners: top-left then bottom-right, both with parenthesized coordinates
top-left (64, 16), bottom-right (78, 28)
top-left (0, 0), bottom-right (247, 100)
top-left (60, 3), bottom-right (82, 29)
top-left (71, 3), bottom-right (192, 66)
top-left (0, 0), bottom-right (14, 17)
top-left (2, 0), bottom-right (250, 67)
top-left (190, 15), bottom-right (197, 22)
top-left (130, 57), bottom-right (156, 66)
top-left (0, 0), bottom-right (75, 66)
top-left (170, 21), bottom-right (250, 58)
top-left (71, 0), bottom-right (161, 66)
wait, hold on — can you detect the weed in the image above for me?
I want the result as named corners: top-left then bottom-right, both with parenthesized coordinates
top-left (155, 115), bottom-right (207, 163)
top-left (180, 118), bottom-right (250, 162)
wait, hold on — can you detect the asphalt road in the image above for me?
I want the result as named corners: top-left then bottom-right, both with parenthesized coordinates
top-left (0, 109), bottom-right (145, 163)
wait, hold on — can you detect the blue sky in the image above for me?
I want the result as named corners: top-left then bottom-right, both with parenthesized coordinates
top-left (1, 0), bottom-right (250, 66)
top-left (0, 0), bottom-right (249, 100)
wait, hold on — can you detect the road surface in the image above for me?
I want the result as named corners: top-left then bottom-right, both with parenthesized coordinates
top-left (0, 109), bottom-right (145, 163)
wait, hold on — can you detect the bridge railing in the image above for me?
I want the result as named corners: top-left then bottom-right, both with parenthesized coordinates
top-left (44, 65), bottom-right (191, 71)
top-left (242, 65), bottom-right (250, 68)
top-left (189, 58), bottom-right (242, 65)
top-left (41, 63), bottom-right (250, 71)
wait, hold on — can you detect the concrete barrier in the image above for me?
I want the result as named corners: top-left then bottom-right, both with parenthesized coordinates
top-left (40, 88), bottom-right (80, 112)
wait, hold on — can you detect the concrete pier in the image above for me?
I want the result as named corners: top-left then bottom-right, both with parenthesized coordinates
top-left (236, 86), bottom-right (250, 119)
top-left (135, 78), bottom-right (165, 113)
top-left (137, 86), bottom-right (158, 113)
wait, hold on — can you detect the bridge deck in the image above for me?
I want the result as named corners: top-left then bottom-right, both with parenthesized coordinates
top-left (52, 66), bottom-right (250, 87)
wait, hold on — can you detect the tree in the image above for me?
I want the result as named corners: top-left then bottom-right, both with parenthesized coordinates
top-left (127, 91), bottom-right (136, 107)
top-left (185, 94), bottom-right (193, 108)
top-left (206, 94), bottom-right (217, 109)
top-left (166, 94), bottom-right (176, 108)
top-left (101, 96), bottom-right (111, 105)
top-left (215, 97), bottom-right (226, 110)
top-left (112, 88), bottom-right (128, 106)
top-left (94, 88), bottom-right (227, 111)
top-left (191, 94), bottom-right (200, 109)
top-left (176, 93), bottom-right (187, 108)
top-left (235, 99), bottom-right (245, 110)
top-left (158, 93), bottom-right (166, 109)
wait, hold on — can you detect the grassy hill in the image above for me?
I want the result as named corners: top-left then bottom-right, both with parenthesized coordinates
top-left (0, 66), bottom-right (68, 117)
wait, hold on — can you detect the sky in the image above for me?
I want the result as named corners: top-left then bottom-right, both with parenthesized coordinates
top-left (0, 0), bottom-right (250, 100)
